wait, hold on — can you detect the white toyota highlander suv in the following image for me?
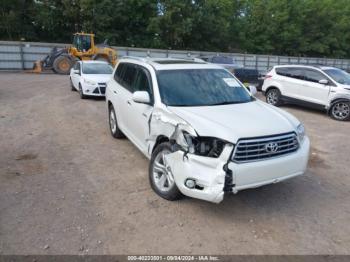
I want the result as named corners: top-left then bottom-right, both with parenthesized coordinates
top-left (106, 57), bottom-right (310, 203)
top-left (262, 65), bottom-right (350, 121)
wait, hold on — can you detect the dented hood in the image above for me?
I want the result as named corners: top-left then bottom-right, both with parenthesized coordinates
top-left (168, 100), bottom-right (298, 143)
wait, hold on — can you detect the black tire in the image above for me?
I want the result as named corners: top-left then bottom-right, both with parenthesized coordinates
top-left (53, 55), bottom-right (73, 75)
top-left (70, 78), bottom-right (75, 91)
top-left (108, 104), bottom-right (125, 138)
top-left (266, 88), bottom-right (282, 106)
top-left (78, 83), bottom-right (87, 99)
top-left (329, 100), bottom-right (350, 121)
top-left (149, 142), bottom-right (182, 201)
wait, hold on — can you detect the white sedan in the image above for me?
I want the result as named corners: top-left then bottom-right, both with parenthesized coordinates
top-left (70, 61), bottom-right (113, 99)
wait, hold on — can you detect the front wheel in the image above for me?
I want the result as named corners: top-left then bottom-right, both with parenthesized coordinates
top-left (266, 88), bottom-right (282, 106)
top-left (70, 78), bottom-right (75, 91)
top-left (79, 83), bottom-right (87, 99)
top-left (330, 101), bottom-right (350, 121)
top-left (149, 142), bottom-right (182, 201)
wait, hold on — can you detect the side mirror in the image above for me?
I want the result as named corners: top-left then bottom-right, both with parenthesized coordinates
top-left (248, 85), bottom-right (257, 96)
top-left (319, 79), bottom-right (328, 85)
top-left (132, 91), bottom-right (150, 104)
top-left (73, 69), bottom-right (80, 75)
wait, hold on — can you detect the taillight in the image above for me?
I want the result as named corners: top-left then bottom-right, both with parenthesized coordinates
top-left (264, 75), bottom-right (272, 79)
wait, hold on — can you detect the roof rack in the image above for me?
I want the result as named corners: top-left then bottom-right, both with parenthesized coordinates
top-left (120, 56), bottom-right (207, 65)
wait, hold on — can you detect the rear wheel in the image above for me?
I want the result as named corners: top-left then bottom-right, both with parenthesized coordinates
top-left (330, 101), bottom-right (350, 121)
top-left (266, 88), bottom-right (282, 106)
top-left (53, 56), bottom-right (73, 75)
top-left (149, 142), bottom-right (182, 201)
top-left (108, 105), bottom-right (125, 138)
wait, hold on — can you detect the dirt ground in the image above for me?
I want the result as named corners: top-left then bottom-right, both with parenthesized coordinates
top-left (0, 73), bottom-right (350, 255)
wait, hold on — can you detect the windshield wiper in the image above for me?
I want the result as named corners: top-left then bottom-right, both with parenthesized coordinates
top-left (209, 101), bottom-right (243, 106)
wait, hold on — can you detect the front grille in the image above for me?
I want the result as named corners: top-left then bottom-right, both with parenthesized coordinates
top-left (99, 86), bottom-right (106, 94)
top-left (232, 132), bottom-right (299, 163)
top-left (98, 83), bottom-right (106, 94)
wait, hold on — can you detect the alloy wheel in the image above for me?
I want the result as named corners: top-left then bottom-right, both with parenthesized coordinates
top-left (109, 109), bottom-right (117, 134)
top-left (152, 149), bottom-right (174, 192)
top-left (332, 102), bottom-right (350, 120)
top-left (267, 90), bottom-right (278, 105)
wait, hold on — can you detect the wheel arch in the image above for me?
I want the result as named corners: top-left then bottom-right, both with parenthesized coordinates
top-left (107, 100), bottom-right (113, 109)
top-left (327, 97), bottom-right (350, 114)
top-left (265, 86), bottom-right (281, 94)
top-left (151, 135), bottom-right (170, 154)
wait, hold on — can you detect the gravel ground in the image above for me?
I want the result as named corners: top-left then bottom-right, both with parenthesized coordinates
top-left (0, 73), bottom-right (350, 255)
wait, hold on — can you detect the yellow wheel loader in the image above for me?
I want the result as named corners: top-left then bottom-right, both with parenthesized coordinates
top-left (32, 33), bottom-right (117, 74)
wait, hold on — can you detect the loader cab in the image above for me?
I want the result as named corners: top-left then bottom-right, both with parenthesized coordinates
top-left (72, 34), bottom-right (94, 52)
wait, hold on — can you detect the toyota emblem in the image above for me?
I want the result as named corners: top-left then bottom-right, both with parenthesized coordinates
top-left (265, 142), bottom-right (279, 153)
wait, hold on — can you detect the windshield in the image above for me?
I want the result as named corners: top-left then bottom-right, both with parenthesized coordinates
top-left (82, 63), bottom-right (113, 74)
top-left (323, 68), bottom-right (350, 85)
top-left (156, 69), bottom-right (253, 107)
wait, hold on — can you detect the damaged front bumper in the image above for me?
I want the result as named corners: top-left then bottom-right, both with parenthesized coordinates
top-left (165, 137), bottom-right (310, 204)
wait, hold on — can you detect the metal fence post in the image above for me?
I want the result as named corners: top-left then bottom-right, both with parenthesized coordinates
top-left (267, 55), bottom-right (270, 70)
top-left (255, 56), bottom-right (258, 70)
top-left (243, 54), bottom-right (246, 67)
top-left (19, 43), bottom-right (24, 70)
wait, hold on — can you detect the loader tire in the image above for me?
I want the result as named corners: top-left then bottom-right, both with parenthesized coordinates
top-left (53, 55), bottom-right (73, 75)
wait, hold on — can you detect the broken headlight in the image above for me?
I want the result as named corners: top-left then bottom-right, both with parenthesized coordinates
top-left (184, 133), bottom-right (227, 158)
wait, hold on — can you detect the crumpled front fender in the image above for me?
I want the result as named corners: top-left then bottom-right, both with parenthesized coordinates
top-left (165, 144), bottom-right (234, 203)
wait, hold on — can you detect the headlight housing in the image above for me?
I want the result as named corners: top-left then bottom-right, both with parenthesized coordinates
top-left (296, 123), bottom-right (305, 142)
top-left (84, 78), bottom-right (96, 85)
top-left (181, 132), bottom-right (227, 158)
top-left (170, 124), bottom-right (229, 158)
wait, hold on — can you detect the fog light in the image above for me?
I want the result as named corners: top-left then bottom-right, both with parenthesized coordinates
top-left (185, 179), bottom-right (196, 189)
top-left (86, 89), bottom-right (90, 92)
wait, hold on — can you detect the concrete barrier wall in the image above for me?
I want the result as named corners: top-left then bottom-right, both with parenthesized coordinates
top-left (1, 40), bottom-right (349, 72)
